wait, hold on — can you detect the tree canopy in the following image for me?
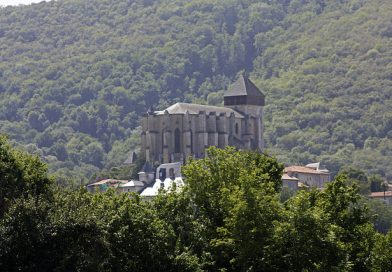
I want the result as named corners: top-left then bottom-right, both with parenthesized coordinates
top-left (1, 141), bottom-right (392, 271)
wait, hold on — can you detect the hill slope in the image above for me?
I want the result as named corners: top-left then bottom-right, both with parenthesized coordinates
top-left (0, 0), bottom-right (391, 182)
top-left (256, 0), bottom-right (392, 177)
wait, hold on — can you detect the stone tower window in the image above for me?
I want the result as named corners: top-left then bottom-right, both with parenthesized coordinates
top-left (190, 129), bottom-right (193, 153)
top-left (235, 123), bottom-right (239, 135)
top-left (174, 128), bottom-right (181, 153)
top-left (161, 130), bottom-right (165, 153)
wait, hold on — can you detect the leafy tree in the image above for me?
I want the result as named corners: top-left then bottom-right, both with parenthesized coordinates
top-left (268, 190), bottom-right (347, 271)
top-left (365, 198), bottom-right (392, 234)
top-left (339, 167), bottom-right (370, 195)
top-left (0, 136), bottom-right (52, 215)
top-left (27, 111), bottom-right (45, 131)
top-left (0, 142), bottom-right (390, 271)
top-left (372, 231), bottom-right (392, 272)
top-left (267, 174), bottom-right (377, 271)
top-left (369, 175), bottom-right (384, 192)
top-left (153, 190), bottom-right (208, 270)
top-left (80, 142), bottom-right (105, 167)
top-left (182, 146), bottom-right (283, 270)
top-left (316, 175), bottom-right (376, 271)
top-left (93, 192), bottom-right (177, 271)
top-left (0, 192), bottom-right (108, 271)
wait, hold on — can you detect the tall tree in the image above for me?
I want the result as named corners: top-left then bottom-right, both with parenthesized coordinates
top-left (0, 136), bottom-right (52, 215)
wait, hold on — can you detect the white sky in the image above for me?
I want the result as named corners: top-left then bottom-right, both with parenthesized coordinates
top-left (0, 0), bottom-right (48, 6)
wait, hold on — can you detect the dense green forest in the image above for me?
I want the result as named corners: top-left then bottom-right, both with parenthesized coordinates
top-left (0, 0), bottom-right (391, 184)
top-left (1, 138), bottom-right (392, 271)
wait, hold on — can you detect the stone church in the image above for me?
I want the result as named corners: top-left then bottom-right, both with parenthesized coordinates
top-left (140, 75), bottom-right (265, 164)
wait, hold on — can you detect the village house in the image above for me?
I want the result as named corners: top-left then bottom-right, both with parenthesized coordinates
top-left (87, 179), bottom-right (128, 193)
top-left (283, 162), bottom-right (330, 189)
top-left (282, 173), bottom-right (299, 191)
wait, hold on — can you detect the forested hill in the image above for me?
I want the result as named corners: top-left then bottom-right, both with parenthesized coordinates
top-left (0, 0), bottom-right (391, 183)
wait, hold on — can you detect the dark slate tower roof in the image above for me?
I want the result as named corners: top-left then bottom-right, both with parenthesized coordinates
top-left (224, 75), bottom-right (265, 106)
top-left (224, 75), bottom-right (264, 97)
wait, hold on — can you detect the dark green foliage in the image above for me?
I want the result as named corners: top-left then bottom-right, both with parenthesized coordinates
top-left (165, 148), bottom-right (382, 271)
top-left (1, 142), bottom-right (392, 271)
top-left (334, 167), bottom-right (387, 196)
top-left (339, 167), bottom-right (370, 195)
top-left (0, 194), bottom-right (108, 272)
top-left (372, 231), bottom-right (392, 272)
top-left (259, 0), bottom-right (392, 179)
top-left (182, 147), bottom-right (284, 271)
top-left (0, 138), bottom-right (177, 271)
top-left (369, 175), bottom-right (385, 193)
top-left (153, 190), bottom-right (208, 270)
top-left (365, 198), bottom-right (392, 234)
top-left (0, 136), bottom-right (52, 215)
top-left (0, 189), bottom-right (179, 271)
top-left (91, 192), bottom-right (176, 271)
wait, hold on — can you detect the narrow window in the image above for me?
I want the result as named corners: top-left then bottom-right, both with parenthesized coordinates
top-left (161, 130), bottom-right (165, 153)
top-left (235, 123), bottom-right (239, 134)
top-left (159, 168), bottom-right (167, 181)
top-left (190, 129), bottom-right (193, 153)
top-left (169, 168), bottom-right (175, 179)
top-left (174, 128), bottom-right (181, 153)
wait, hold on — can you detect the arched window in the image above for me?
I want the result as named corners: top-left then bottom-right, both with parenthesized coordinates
top-left (235, 123), bottom-right (239, 134)
top-left (169, 168), bottom-right (175, 179)
top-left (174, 128), bottom-right (181, 153)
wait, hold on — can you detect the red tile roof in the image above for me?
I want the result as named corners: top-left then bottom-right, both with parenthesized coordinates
top-left (87, 179), bottom-right (128, 187)
top-left (369, 191), bottom-right (392, 198)
top-left (284, 166), bottom-right (329, 175)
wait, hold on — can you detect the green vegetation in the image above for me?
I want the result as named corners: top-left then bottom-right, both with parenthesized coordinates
top-left (1, 141), bottom-right (392, 271)
top-left (259, 0), bottom-right (392, 179)
top-left (0, 0), bottom-right (391, 184)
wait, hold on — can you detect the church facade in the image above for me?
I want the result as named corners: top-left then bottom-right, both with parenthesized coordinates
top-left (140, 75), bottom-right (265, 164)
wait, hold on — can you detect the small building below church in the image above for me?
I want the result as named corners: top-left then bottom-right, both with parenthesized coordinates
top-left (283, 162), bottom-right (331, 189)
top-left (282, 174), bottom-right (299, 191)
top-left (140, 75), bottom-right (265, 165)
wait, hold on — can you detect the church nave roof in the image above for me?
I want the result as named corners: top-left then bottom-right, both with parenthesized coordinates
top-left (154, 102), bottom-right (244, 118)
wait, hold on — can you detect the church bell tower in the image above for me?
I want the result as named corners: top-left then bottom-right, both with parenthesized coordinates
top-left (223, 75), bottom-right (265, 115)
top-left (224, 75), bottom-right (265, 151)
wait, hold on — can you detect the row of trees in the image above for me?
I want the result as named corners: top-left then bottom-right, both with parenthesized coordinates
top-left (1, 138), bottom-right (392, 271)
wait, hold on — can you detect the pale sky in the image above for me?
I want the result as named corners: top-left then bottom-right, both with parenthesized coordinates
top-left (0, 0), bottom-right (49, 7)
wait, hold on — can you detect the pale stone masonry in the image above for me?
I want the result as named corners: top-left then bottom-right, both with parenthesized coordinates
top-left (140, 75), bottom-right (265, 164)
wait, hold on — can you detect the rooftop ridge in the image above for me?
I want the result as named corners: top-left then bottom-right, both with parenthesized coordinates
top-left (154, 102), bottom-right (244, 118)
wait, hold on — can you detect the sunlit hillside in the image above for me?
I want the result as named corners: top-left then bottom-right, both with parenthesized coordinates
top-left (0, 0), bottom-right (391, 183)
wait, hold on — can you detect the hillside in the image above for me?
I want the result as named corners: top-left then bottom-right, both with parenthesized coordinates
top-left (0, 0), bottom-right (391, 183)
top-left (257, 0), bottom-right (392, 177)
